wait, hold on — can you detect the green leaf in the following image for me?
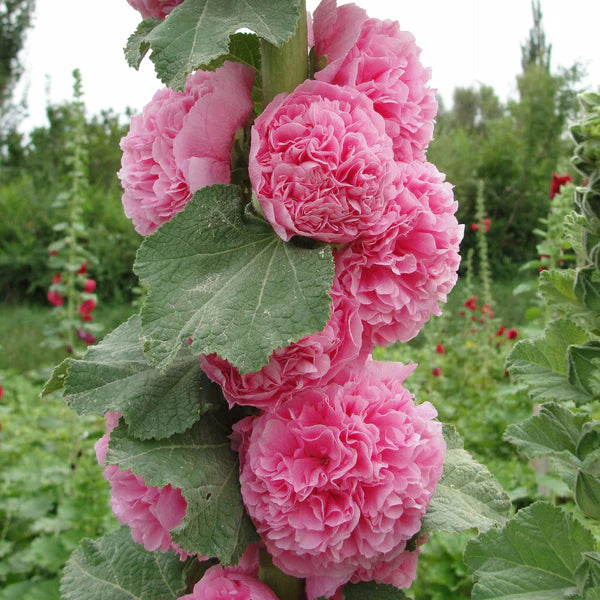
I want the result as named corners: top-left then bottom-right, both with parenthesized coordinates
top-left (506, 319), bottom-right (593, 404)
top-left (421, 426), bottom-right (510, 534)
top-left (62, 315), bottom-right (216, 440)
top-left (146, 0), bottom-right (302, 89)
top-left (465, 501), bottom-right (597, 600)
top-left (107, 416), bottom-right (258, 564)
top-left (204, 33), bottom-right (262, 111)
top-left (575, 470), bottom-right (600, 519)
top-left (124, 18), bottom-right (161, 69)
top-left (60, 528), bottom-right (191, 600)
top-left (135, 185), bottom-right (334, 374)
top-left (538, 269), bottom-right (579, 310)
top-left (343, 582), bottom-right (408, 599)
top-left (568, 341), bottom-right (600, 397)
top-left (574, 266), bottom-right (600, 312)
top-left (576, 552), bottom-right (600, 596)
top-left (503, 402), bottom-right (589, 462)
top-left (40, 358), bottom-right (72, 397)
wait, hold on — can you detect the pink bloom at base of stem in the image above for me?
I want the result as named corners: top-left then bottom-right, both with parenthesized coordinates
top-left (313, 0), bottom-right (437, 163)
top-left (250, 79), bottom-right (398, 243)
top-left (126, 0), bottom-right (183, 20)
top-left (333, 161), bottom-right (462, 349)
top-left (95, 412), bottom-right (190, 560)
top-left (83, 279), bottom-right (96, 293)
top-left (47, 290), bottom-right (64, 307)
top-left (234, 360), bottom-right (445, 600)
top-left (119, 61), bottom-right (254, 236)
top-left (178, 565), bottom-right (278, 600)
top-left (200, 293), bottom-right (367, 411)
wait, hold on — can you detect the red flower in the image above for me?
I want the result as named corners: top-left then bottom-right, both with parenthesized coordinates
top-left (496, 325), bottom-right (505, 336)
top-left (47, 290), bottom-right (64, 306)
top-left (459, 310), bottom-right (465, 317)
top-left (504, 370), bottom-right (510, 377)
top-left (484, 218), bottom-right (490, 232)
top-left (436, 344), bottom-right (445, 354)
top-left (539, 253), bottom-right (550, 259)
top-left (481, 304), bottom-right (494, 318)
top-left (81, 314), bottom-right (93, 322)
top-left (83, 279), bottom-right (96, 293)
top-left (77, 329), bottom-right (96, 345)
top-left (51, 273), bottom-right (62, 285)
top-left (538, 266), bottom-right (547, 272)
top-left (471, 315), bottom-right (477, 322)
top-left (471, 223), bottom-right (478, 231)
top-left (77, 261), bottom-right (88, 275)
top-left (432, 367), bottom-right (442, 377)
top-left (464, 295), bottom-right (477, 311)
top-left (79, 299), bottom-right (96, 315)
top-left (0, 385), bottom-right (3, 399)
top-left (506, 328), bottom-right (518, 340)
top-left (549, 173), bottom-right (572, 199)
top-left (49, 249), bottom-right (58, 256)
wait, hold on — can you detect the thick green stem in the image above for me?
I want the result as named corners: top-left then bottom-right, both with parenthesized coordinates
top-left (260, 0), bottom-right (308, 106)
top-left (258, 549), bottom-right (305, 600)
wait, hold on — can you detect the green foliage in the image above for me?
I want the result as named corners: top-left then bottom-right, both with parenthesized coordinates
top-left (136, 185), bottom-right (334, 374)
top-left (465, 501), bottom-right (597, 600)
top-left (60, 528), bottom-right (192, 600)
top-left (0, 371), bottom-right (113, 599)
top-left (469, 90), bottom-right (600, 600)
top-left (429, 2), bottom-right (583, 277)
top-left (422, 426), bottom-right (510, 534)
top-left (0, 0), bottom-right (35, 124)
top-left (107, 417), bottom-right (259, 564)
top-left (131, 0), bottom-right (302, 89)
top-left (48, 316), bottom-right (218, 440)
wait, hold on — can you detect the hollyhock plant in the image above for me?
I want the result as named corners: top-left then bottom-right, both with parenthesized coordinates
top-left (333, 160), bottom-right (462, 348)
top-left (119, 61), bottom-right (254, 235)
top-left (249, 79), bottom-right (398, 243)
top-left (313, 0), bottom-right (437, 163)
top-left (200, 292), bottom-right (366, 410)
top-left (234, 360), bottom-right (445, 599)
top-left (126, 0), bottom-right (183, 20)
top-left (95, 412), bottom-right (190, 559)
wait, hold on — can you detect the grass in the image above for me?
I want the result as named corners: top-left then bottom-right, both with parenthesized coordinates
top-left (0, 301), bottom-right (136, 372)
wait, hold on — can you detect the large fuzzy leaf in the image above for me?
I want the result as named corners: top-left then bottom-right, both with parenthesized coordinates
top-left (135, 185), bottom-right (334, 374)
top-left (60, 528), bottom-right (191, 600)
top-left (465, 501), bottom-right (596, 600)
top-left (60, 315), bottom-right (217, 440)
top-left (422, 426), bottom-right (510, 534)
top-left (106, 416), bottom-right (258, 564)
top-left (506, 319), bottom-right (593, 404)
top-left (145, 0), bottom-right (302, 89)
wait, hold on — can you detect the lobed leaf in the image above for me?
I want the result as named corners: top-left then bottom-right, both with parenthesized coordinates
top-left (421, 426), bottom-right (510, 534)
top-left (145, 0), bottom-right (302, 89)
top-left (135, 185), bottom-right (334, 375)
top-left (61, 315), bottom-right (216, 440)
top-left (506, 319), bottom-right (593, 405)
top-left (464, 501), bottom-right (596, 600)
top-left (106, 416), bottom-right (258, 564)
top-left (503, 402), bottom-right (589, 461)
top-left (124, 18), bottom-right (161, 69)
top-left (60, 528), bottom-right (191, 600)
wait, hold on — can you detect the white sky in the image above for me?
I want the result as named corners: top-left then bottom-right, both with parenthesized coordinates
top-left (13, 0), bottom-right (600, 135)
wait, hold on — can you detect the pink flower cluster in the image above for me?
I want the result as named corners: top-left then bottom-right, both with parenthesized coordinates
top-left (116, 0), bottom-right (460, 595)
top-left (95, 412), bottom-right (189, 559)
top-left (233, 361), bottom-right (444, 599)
top-left (118, 61), bottom-right (254, 235)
